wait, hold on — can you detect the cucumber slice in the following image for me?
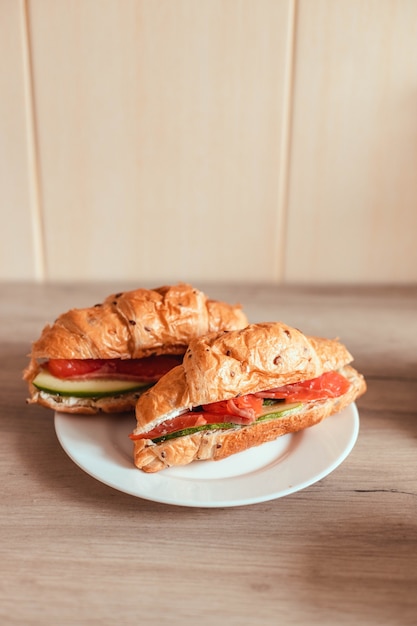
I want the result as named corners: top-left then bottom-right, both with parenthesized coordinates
top-left (32, 370), bottom-right (151, 398)
top-left (151, 402), bottom-right (303, 443)
top-left (257, 402), bottom-right (303, 421)
top-left (152, 422), bottom-right (237, 443)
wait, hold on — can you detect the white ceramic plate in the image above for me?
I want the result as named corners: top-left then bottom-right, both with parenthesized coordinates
top-left (55, 404), bottom-right (359, 508)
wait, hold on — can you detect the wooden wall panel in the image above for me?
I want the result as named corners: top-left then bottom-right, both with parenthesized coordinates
top-left (27, 0), bottom-right (292, 283)
top-left (0, 0), bottom-right (38, 280)
top-left (1, 0), bottom-right (417, 284)
top-left (285, 0), bottom-right (417, 283)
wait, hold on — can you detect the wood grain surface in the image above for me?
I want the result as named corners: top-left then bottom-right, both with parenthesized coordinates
top-left (0, 282), bottom-right (416, 625)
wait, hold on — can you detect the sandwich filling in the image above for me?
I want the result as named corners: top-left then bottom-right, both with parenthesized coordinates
top-left (32, 355), bottom-right (183, 398)
top-left (130, 370), bottom-right (351, 443)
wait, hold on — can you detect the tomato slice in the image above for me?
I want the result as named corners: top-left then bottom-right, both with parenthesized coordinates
top-left (46, 355), bottom-right (182, 382)
top-left (47, 359), bottom-right (104, 378)
top-left (114, 355), bottom-right (182, 380)
top-left (255, 371), bottom-right (350, 402)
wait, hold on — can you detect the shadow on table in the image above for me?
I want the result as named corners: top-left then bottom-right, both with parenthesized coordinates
top-left (301, 496), bottom-right (417, 625)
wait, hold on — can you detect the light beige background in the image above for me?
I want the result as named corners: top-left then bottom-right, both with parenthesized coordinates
top-left (2, 0), bottom-right (417, 284)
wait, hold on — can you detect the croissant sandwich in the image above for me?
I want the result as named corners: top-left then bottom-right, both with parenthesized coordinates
top-left (24, 283), bottom-right (248, 414)
top-left (130, 322), bottom-right (366, 472)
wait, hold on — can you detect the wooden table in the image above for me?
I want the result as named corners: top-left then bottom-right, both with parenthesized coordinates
top-left (1, 282), bottom-right (416, 625)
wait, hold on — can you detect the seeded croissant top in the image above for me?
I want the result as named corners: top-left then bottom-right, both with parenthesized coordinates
top-left (28, 283), bottom-right (248, 361)
top-left (134, 321), bottom-right (354, 432)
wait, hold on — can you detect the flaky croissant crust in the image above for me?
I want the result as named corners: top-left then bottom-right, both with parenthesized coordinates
top-left (134, 321), bottom-right (355, 432)
top-left (28, 283), bottom-right (248, 361)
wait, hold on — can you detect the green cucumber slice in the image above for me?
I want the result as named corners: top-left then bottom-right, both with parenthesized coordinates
top-left (32, 370), bottom-right (151, 398)
top-left (152, 422), bottom-right (237, 443)
top-left (257, 401), bottom-right (303, 421)
top-left (151, 402), bottom-right (304, 443)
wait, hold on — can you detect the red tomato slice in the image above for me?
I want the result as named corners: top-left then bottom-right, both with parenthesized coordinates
top-left (256, 371), bottom-right (350, 402)
top-left (47, 355), bottom-right (182, 382)
top-left (47, 359), bottom-right (105, 378)
top-left (114, 355), bottom-right (182, 380)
